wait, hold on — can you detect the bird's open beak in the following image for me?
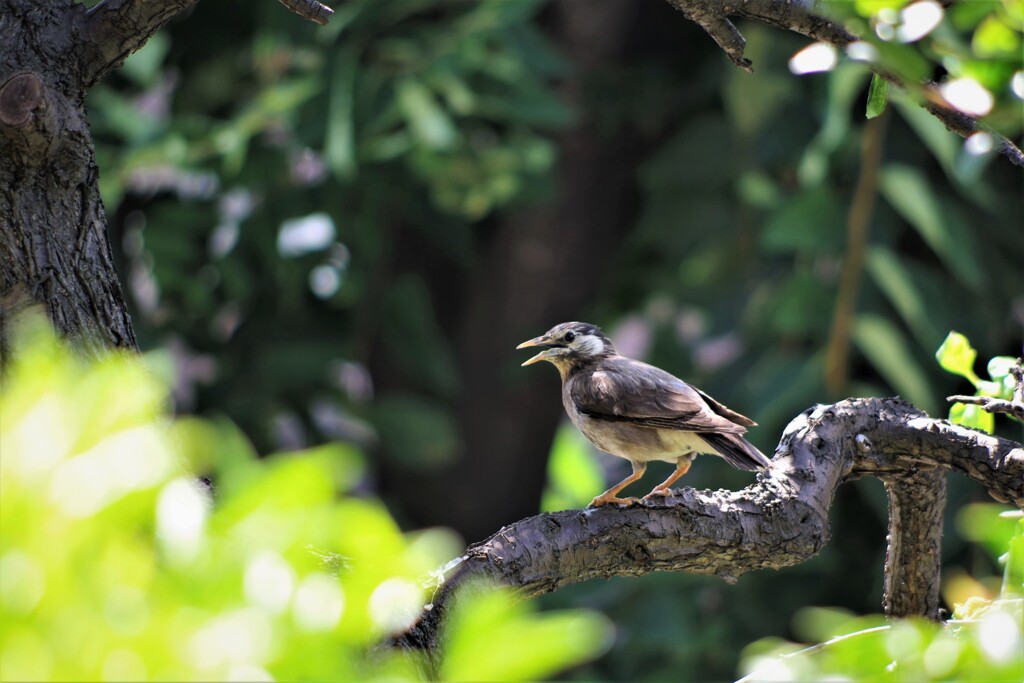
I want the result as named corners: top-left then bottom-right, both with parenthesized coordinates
top-left (517, 335), bottom-right (556, 366)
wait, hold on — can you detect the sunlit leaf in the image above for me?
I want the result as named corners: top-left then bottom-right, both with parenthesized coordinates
top-left (441, 587), bottom-right (613, 682)
top-left (987, 356), bottom-right (1019, 382)
top-left (957, 504), bottom-right (1019, 559)
top-left (949, 400), bottom-right (995, 434)
top-left (973, 16), bottom-right (1022, 58)
top-left (540, 424), bottom-right (605, 511)
top-left (935, 331), bottom-right (980, 385)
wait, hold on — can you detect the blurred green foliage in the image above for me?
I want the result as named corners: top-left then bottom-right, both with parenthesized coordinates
top-left (0, 319), bottom-right (612, 680)
top-left (78, 0), bottom-right (1024, 680)
top-left (89, 0), bottom-right (568, 454)
top-left (738, 506), bottom-right (1023, 682)
top-left (827, 0), bottom-right (1023, 135)
top-left (936, 330), bottom-right (1020, 433)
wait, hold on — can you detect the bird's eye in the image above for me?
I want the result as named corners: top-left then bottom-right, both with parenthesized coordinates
top-left (565, 331), bottom-right (576, 343)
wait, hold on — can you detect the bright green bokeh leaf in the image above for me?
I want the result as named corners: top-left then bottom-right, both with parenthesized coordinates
top-left (935, 331), bottom-right (980, 385)
top-left (957, 504), bottom-right (1019, 560)
top-left (949, 400), bottom-right (995, 434)
top-left (0, 321), bottom-right (613, 681)
top-left (541, 424), bottom-right (605, 511)
top-left (973, 16), bottom-right (1022, 58)
top-left (441, 587), bottom-right (613, 682)
top-left (987, 356), bottom-right (1018, 382)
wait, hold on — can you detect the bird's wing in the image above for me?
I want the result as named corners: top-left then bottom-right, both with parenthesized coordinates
top-left (570, 358), bottom-right (751, 434)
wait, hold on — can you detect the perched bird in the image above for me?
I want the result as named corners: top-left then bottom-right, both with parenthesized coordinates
top-left (518, 321), bottom-right (771, 507)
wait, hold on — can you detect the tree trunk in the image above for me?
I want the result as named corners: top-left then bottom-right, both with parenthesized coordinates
top-left (0, 1), bottom-right (137, 352)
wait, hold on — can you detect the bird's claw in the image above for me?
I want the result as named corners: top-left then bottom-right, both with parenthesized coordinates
top-left (588, 495), bottom-right (640, 508)
top-left (642, 488), bottom-right (672, 501)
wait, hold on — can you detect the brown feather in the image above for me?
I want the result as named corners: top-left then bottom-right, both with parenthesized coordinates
top-left (569, 357), bottom-right (749, 435)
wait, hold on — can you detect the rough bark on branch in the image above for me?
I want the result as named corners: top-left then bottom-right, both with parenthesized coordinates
top-left (663, 0), bottom-right (1024, 167)
top-left (397, 397), bottom-right (1024, 653)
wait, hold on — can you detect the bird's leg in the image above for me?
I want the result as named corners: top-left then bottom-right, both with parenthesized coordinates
top-left (589, 461), bottom-right (646, 508)
top-left (642, 455), bottom-right (693, 500)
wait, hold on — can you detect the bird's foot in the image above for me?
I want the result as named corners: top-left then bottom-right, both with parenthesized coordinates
top-left (588, 495), bottom-right (640, 508)
top-left (641, 488), bottom-right (673, 501)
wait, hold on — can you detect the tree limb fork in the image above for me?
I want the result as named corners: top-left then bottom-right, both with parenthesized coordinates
top-left (398, 397), bottom-right (1024, 652)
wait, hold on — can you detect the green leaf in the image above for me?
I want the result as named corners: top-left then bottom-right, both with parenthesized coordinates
top-left (879, 165), bottom-right (986, 291)
top-left (893, 97), bottom-right (958, 174)
top-left (957, 504), bottom-right (1019, 559)
top-left (441, 588), bottom-right (613, 681)
top-left (325, 46), bottom-right (360, 180)
top-left (853, 315), bottom-right (937, 414)
top-left (865, 246), bottom-right (943, 352)
top-left (798, 64), bottom-right (869, 186)
top-left (949, 401), bottom-right (995, 434)
top-left (395, 77), bottom-right (458, 150)
top-left (973, 16), bottom-right (1022, 58)
top-left (987, 356), bottom-right (1018, 382)
top-left (865, 74), bottom-right (889, 119)
top-left (540, 425), bottom-right (605, 511)
top-left (935, 331), bottom-right (980, 385)
top-left (761, 187), bottom-right (844, 253)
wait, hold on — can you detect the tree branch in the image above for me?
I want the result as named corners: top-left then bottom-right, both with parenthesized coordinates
top-left (76, 0), bottom-right (334, 87)
top-left (662, 0), bottom-right (1024, 167)
top-left (397, 397), bottom-right (1024, 652)
top-left (948, 358), bottom-right (1024, 422)
top-left (77, 0), bottom-right (202, 87)
top-left (881, 468), bottom-right (945, 619)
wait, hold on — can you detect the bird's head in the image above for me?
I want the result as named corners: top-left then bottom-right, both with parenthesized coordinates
top-left (517, 322), bottom-right (616, 371)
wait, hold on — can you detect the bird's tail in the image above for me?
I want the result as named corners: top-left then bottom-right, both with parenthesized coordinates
top-left (700, 432), bottom-right (772, 471)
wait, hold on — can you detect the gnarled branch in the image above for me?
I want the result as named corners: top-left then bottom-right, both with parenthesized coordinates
top-left (397, 397), bottom-right (1024, 653)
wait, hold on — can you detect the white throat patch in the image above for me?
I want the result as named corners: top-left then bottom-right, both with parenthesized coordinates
top-left (572, 334), bottom-right (606, 357)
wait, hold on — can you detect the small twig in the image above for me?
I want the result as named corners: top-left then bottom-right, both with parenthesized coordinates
top-left (947, 396), bottom-right (1024, 422)
top-left (947, 358), bottom-right (1024, 422)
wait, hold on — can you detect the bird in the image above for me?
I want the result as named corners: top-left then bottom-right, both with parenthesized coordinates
top-left (517, 321), bottom-right (771, 507)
